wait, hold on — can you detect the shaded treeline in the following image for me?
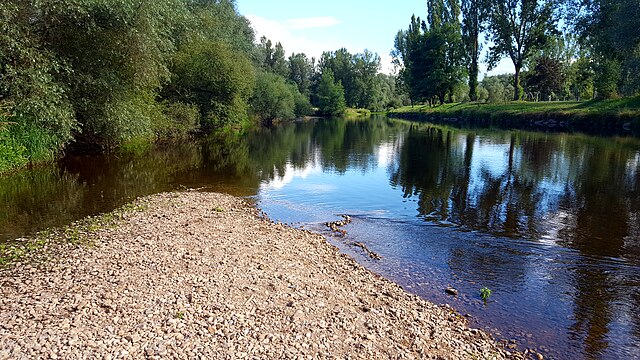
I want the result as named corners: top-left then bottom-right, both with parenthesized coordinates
top-left (393, 0), bottom-right (640, 104)
top-left (0, 0), bottom-right (259, 173)
top-left (0, 0), bottom-right (407, 174)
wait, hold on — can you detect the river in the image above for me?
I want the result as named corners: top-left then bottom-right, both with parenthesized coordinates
top-left (1, 116), bottom-right (639, 359)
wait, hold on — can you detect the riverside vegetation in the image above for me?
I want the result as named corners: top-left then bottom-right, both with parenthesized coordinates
top-left (2, 0), bottom-right (640, 175)
top-left (0, 0), bottom-right (404, 175)
top-left (388, 97), bottom-right (640, 134)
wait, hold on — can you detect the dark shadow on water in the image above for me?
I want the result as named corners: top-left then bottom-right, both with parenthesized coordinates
top-left (2, 116), bottom-right (640, 359)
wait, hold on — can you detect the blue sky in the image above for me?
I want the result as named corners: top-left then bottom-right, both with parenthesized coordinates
top-left (236, 0), bottom-right (513, 75)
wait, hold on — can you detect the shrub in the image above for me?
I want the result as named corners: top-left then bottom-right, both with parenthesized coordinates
top-left (157, 101), bottom-right (201, 138)
top-left (167, 39), bottom-right (255, 130)
top-left (250, 72), bottom-right (295, 123)
top-left (292, 86), bottom-right (314, 117)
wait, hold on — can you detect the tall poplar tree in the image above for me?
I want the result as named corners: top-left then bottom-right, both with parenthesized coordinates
top-left (487, 0), bottom-right (556, 100)
top-left (461, 0), bottom-right (489, 101)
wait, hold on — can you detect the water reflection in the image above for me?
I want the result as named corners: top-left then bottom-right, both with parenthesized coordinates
top-left (1, 117), bottom-right (640, 359)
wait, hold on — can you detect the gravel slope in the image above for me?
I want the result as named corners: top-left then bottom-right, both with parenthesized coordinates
top-left (0, 192), bottom-right (523, 359)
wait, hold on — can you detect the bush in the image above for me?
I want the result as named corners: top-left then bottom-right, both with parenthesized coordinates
top-left (344, 108), bottom-right (372, 118)
top-left (167, 40), bottom-right (255, 130)
top-left (250, 72), bottom-right (295, 123)
top-left (157, 102), bottom-right (201, 138)
top-left (0, 126), bottom-right (27, 174)
top-left (292, 86), bottom-right (314, 117)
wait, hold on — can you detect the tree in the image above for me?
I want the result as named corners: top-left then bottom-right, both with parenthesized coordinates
top-left (316, 70), bottom-right (346, 116)
top-left (271, 42), bottom-right (290, 78)
top-left (250, 72), bottom-right (295, 125)
top-left (525, 56), bottom-right (565, 100)
top-left (392, 15), bottom-right (424, 104)
top-left (167, 39), bottom-right (255, 130)
top-left (257, 37), bottom-right (289, 78)
top-left (487, 0), bottom-right (557, 100)
top-left (565, 0), bottom-right (640, 97)
top-left (288, 53), bottom-right (314, 97)
top-left (565, 55), bottom-right (594, 100)
top-left (461, 0), bottom-right (489, 101)
top-left (318, 48), bottom-right (381, 109)
top-left (0, 1), bottom-right (76, 157)
top-left (392, 1), bottom-right (465, 105)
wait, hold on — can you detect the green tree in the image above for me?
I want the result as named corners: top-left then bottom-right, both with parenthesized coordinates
top-left (288, 53), bottom-right (314, 97)
top-left (251, 72), bottom-right (295, 125)
top-left (0, 1), bottom-right (76, 159)
top-left (316, 70), bottom-right (346, 116)
top-left (567, 0), bottom-right (640, 97)
top-left (461, 0), bottom-right (489, 101)
top-left (565, 55), bottom-right (594, 101)
top-left (318, 48), bottom-right (381, 109)
top-left (525, 56), bottom-right (565, 100)
top-left (487, 0), bottom-right (557, 100)
top-left (392, 15), bottom-right (424, 104)
top-left (257, 37), bottom-right (289, 78)
top-left (166, 39), bottom-right (255, 130)
top-left (393, 1), bottom-right (465, 105)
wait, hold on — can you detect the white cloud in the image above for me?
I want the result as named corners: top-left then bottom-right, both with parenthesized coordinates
top-left (379, 52), bottom-right (394, 75)
top-left (284, 16), bottom-right (341, 30)
top-left (246, 14), bottom-right (339, 60)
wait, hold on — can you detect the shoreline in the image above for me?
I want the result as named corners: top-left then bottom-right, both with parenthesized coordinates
top-left (0, 191), bottom-right (523, 359)
top-left (388, 100), bottom-right (640, 136)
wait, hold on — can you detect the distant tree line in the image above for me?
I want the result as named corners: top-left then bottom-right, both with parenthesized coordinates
top-left (392, 0), bottom-right (640, 105)
top-left (0, 0), bottom-right (406, 174)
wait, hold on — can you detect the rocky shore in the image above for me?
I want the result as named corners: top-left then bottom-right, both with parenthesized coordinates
top-left (0, 192), bottom-right (523, 359)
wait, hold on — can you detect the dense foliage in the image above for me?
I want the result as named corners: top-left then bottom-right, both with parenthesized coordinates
top-left (316, 70), bottom-right (347, 117)
top-left (0, 0), bottom-right (258, 165)
top-left (394, 0), bottom-right (640, 104)
top-left (1, 0), bottom-right (405, 174)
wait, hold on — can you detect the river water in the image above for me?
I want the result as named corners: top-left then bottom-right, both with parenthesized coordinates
top-left (1, 116), bottom-right (639, 359)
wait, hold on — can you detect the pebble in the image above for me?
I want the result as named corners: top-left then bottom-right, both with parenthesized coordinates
top-left (0, 192), bottom-right (523, 359)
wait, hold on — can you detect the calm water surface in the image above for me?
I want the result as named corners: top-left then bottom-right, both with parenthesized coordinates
top-left (1, 116), bottom-right (639, 359)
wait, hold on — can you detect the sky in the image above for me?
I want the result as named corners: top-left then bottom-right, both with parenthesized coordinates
top-left (236, 0), bottom-right (513, 76)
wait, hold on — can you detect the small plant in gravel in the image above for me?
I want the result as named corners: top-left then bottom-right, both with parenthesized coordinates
top-left (480, 287), bottom-right (492, 304)
top-left (175, 311), bottom-right (185, 319)
top-left (213, 207), bottom-right (225, 213)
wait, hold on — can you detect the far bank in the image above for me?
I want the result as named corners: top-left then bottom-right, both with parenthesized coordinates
top-left (388, 98), bottom-right (640, 136)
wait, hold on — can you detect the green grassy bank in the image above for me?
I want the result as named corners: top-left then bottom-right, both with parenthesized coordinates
top-left (388, 98), bottom-right (640, 135)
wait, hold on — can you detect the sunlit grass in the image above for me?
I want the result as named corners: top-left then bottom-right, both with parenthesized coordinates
top-left (391, 97), bottom-right (640, 116)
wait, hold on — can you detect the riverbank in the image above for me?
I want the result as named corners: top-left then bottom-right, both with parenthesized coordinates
top-left (389, 98), bottom-right (640, 135)
top-left (0, 191), bottom-right (523, 359)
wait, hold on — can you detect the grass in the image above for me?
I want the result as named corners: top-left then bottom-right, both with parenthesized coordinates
top-left (389, 97), bottom-right (640, 135)
top-left (0, 199), bottom-right (148, 269)
top-left (343, 108), bottom-right (372, 119)
top-left (391, 97), bottom-right (640, 116)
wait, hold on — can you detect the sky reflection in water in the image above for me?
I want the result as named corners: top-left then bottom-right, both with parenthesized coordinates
top-left (1, 116), bottom-right (639, 359)
top-left (256, 117), bottom-right (640, 360)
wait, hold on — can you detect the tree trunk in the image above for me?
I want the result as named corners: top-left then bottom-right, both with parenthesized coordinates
top-left (513, 66), bottom-right (521, 101)
top-left (469, 37), bottom-right (479, 101)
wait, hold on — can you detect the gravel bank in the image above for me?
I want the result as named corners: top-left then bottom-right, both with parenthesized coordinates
top-left (0, 192), bottom-right (523, 359)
